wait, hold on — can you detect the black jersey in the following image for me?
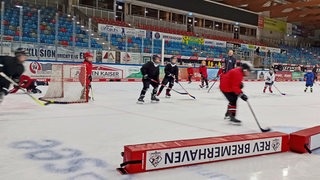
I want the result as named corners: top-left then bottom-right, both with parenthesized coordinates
top-left (164, 63), bottom-right (179, 80)
top-left (140, 61), bottom-right (160, 80)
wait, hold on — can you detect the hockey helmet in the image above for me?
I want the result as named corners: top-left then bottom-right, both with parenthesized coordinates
top-left (84, 52), bottom-right (93, 58)
top-left (241, 61), bottom-right (254, 71)
top-left (152, 55), bottom-right (160, 61)
top-left (15, 48), bottom-right (29, 57)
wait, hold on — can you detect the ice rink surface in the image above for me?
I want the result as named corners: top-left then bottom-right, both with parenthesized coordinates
top-left (1, 81), bottom-right (320, 180)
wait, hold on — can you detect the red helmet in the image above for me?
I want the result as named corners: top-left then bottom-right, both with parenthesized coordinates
top-left (84, 52), bottom-right (93, 58)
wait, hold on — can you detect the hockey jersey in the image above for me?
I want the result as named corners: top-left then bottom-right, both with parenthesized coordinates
top-left (199, 65), bottom-right (208, 78)
top-left (79, 59), bottom-right (93, 86)
top-left (219, 67), bottom-right (244, 95)
top-left (141, 61), bottom-right (160, 81)
top-left (304, 72), bottom-right (314, 84)
top-left (264, 72), bottom-right (275, 84)
top-left (164, 63), bottom-right (179, 80)
top-left (187, 67), bottom-right (194, 75)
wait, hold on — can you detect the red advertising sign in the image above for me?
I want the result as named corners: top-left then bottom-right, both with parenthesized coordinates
top-left (275, 71), bottom-right (292, 81)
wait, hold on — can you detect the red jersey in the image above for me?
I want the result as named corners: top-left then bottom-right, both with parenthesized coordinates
top-left (219, 67), bottom-right (244, 95)
top-left (199, 65), bottom-right (208, 78)
top-left (10, 75), bottom-right (35, 93)
top-left (187, 67), bottom-right (194, 75)
top-left (79, 60), bottom-right (93, 86)
top-left (217, 68), bottom-right (224, 77)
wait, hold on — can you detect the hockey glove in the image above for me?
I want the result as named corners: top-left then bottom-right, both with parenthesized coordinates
top-left (271, 81), bottom-right (274, 85)
top-left (267, 78), bottom-right (271, 81)
top-left (240, 82), bottom-right (244, 89)
top-left (143, 74), bottom-right (148, 79)
top-left (88, 75), bottom-right (92, 82)
top-left (239, 93), bottom-right (248, 101)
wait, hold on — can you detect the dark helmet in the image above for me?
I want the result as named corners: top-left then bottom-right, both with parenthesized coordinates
top-left (15, 48), bottom-right (29, 57)
top-left (152, 55), bottom-right (160, 61)
top-left (241, 61), bottom-right (253, 71)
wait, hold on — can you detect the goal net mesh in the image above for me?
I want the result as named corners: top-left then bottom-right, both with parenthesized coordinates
top-left (39, 64), bottom-right (88, 104)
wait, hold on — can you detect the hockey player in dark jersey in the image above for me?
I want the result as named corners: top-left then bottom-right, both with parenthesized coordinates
top-left (0, 48), bottom-right (29, 103)
top-left (137, 55), bottom-right (161, 103)
top-left (157, 56), bottom-right (179, 98)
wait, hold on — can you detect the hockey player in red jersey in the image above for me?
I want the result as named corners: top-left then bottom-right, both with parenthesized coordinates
top-left (80, 52), bottom-right (93, 101)
top-left (9, 75), bottom-right (42, 94)
top-left (219, 61), bottom-right (252, 124)
top-left (199, 60), bottom-right (208, 88)
top-left (187, 64), bottom-right (194, 84)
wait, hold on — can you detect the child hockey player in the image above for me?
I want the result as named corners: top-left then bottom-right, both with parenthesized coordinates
top-left (199, 60), bottom-right (209, 88)
top-left (0, 48), bottom-right (28, 103)
top-left (304, 70), bottom-right (314, 92)
top-left (138, 55), bottom-right (160, 103)
top-left (263, 69), bottom-right (275, 93)
top-left (9, 75), bottom-right (42, 94)
top-left (187, 63), bottom-right (194, 84)
top-left (219, 61), bottom-right (252, 124)
top-left (157, 56), bottom-right (179, 98)
top-left (80, 52), bottom-right (93, 101)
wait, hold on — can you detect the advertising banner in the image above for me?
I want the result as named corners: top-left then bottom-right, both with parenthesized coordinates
top-left (102, 51), bottom-right (116, 63)
top-left (152, 32), bottom-right (182, 42)
top-left (263, 17), bottom-right (287, 33)
top-left (182, 36), bottom-right (204, 45)
top-left (120, 52), bottom-right (141, 64)
top-left (275, 71), bottom-right (292, 81)
top-left (292, 72), bottom-right (305, 81)
top-left (98, 24), bottom-right (146, 38)
top-left (11, 43), bottom-right (92, 61)
top-left (145, 137), bottom-right (283, 170)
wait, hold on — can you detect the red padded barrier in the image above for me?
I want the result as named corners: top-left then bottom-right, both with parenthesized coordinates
top-left (118, 132), bottom-right (289, 174)
top-left (290, 126), bottom-right (320, 153)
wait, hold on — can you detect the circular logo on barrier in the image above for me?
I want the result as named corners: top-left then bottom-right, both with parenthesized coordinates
top-left (29, 62), bottom-right (42, 74)
top-left (154, 32), bottom-right (161, 39)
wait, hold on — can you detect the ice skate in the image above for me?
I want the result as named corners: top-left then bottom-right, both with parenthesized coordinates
top-left (137, 95), bottom-right (145, 104)
top-left (229, 116), bottom-right (242, 125)
top-left (151, 95), bottom-right (160, 102)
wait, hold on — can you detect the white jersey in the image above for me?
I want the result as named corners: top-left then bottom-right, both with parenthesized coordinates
top-left (264, 72), bottom-right (275, 83)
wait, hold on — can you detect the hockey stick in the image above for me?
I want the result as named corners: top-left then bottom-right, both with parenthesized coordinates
top-left (207, 77), bottom-right (219, 93)
top-left (177, 82), bottom-right (196, 99)
top-left (247, 101), bottom-right (271, 132)
top-left (149, 78), bottom-right (189, 95)
top-left (273, 84), bottom-right (286, 95)
top-left (90, 85), bottom-right (95, 101)
top-left (0, 72), bottom-right (49, 106)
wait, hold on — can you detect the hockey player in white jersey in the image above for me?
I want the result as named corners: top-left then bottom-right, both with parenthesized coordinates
top-left (263, 69), bottom-right (275, 93)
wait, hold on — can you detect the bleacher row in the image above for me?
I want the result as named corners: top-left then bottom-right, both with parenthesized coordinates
top-left (1, 2), bottom-right (319, 64)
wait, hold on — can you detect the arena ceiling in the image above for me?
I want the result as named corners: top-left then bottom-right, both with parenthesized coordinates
top-left (215, 0), bottom-right (320, 30)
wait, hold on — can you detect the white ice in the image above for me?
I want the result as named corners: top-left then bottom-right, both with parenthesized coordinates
top-left (1, 81), bottom-right (320, 180)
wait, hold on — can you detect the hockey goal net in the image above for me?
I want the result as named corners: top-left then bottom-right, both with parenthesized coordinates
top-left (39, 64), bottom-right (88, 104)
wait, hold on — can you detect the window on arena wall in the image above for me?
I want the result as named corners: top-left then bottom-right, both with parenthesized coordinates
top-left (214, 22), bottom-right (222, 31)
top-left (240, 27), bottom-right (246, 35)
top-left (145, 8), bottom-right (158, 19)
top-left (204, 19), bottom-right (213, 29)
top-left (160, 10), bottom-right (170, 22)
top-left (172, 13), bottom-right (185, 24)
top-left (195, 17), bottom-right (203, 27)
top-left (131, 4), bottom-right (145, 16)
top-left (223, 23), bottom-right (233, 32)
